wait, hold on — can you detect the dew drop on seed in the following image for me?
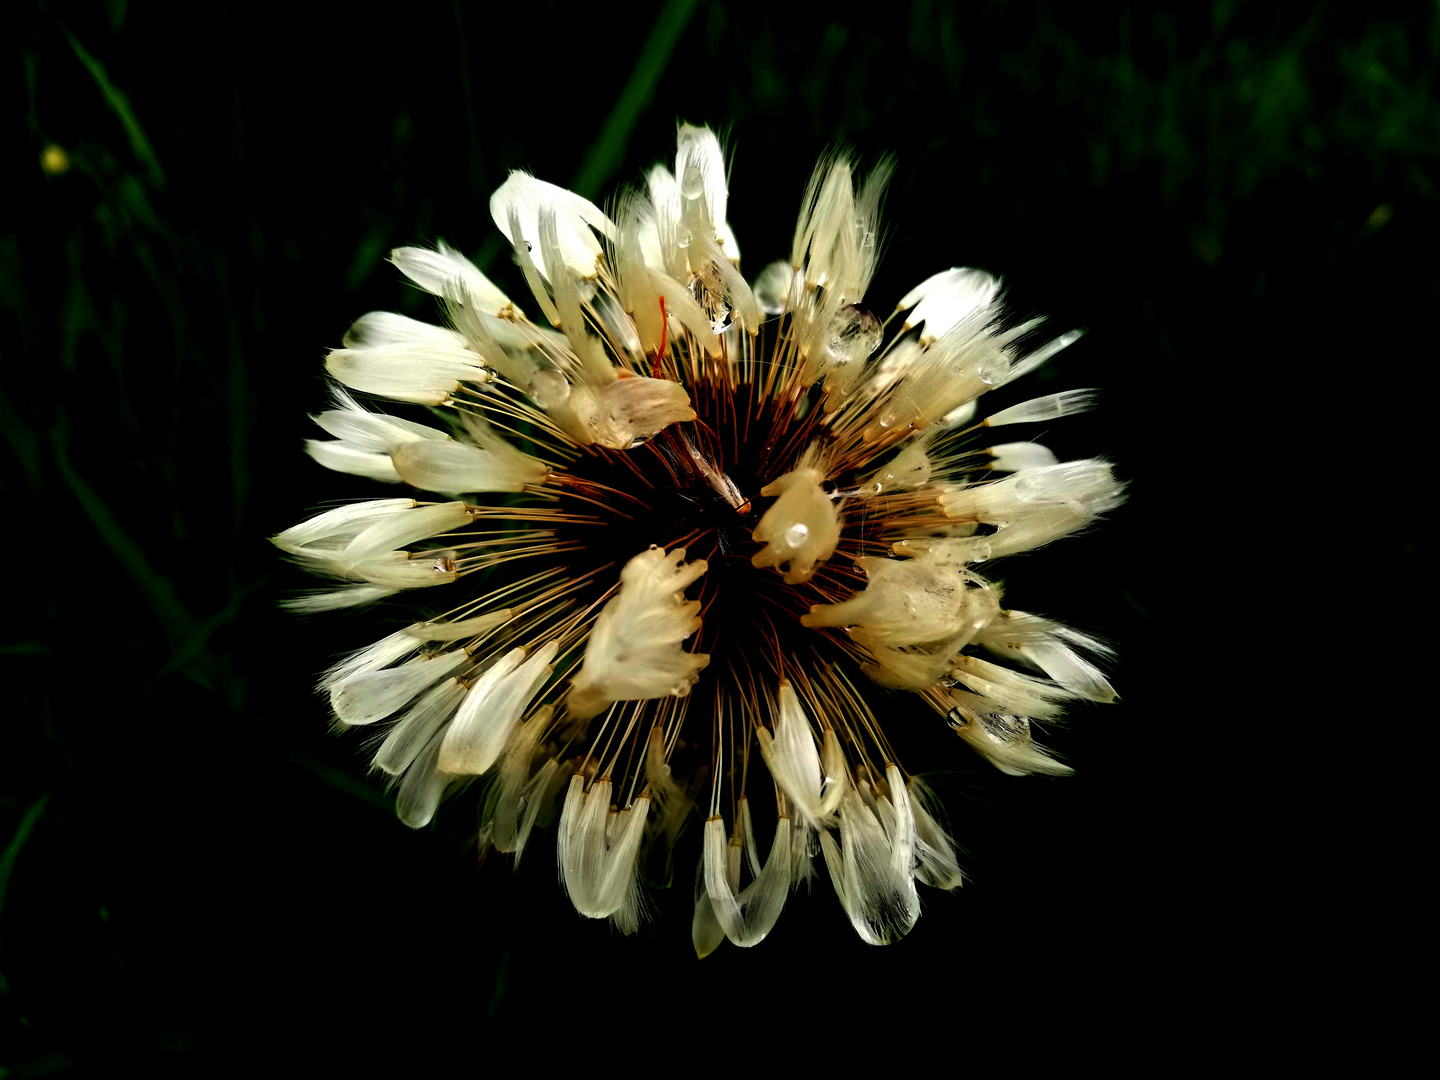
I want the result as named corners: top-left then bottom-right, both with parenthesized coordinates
top-left (977, 356), bottom-right (1008, 387)
top-left (824, 304), bottom-right (882, 365)
top-left (681, 166), bottom-right (705, 201)
top-left (1014, 475), bottom-right (1047, 501)
top-left (753, 261), bottom-right (791, 316)
top-left (784, 523), bottom-right (809, 548)
top-left (531, 369), bottom-right (569, 407)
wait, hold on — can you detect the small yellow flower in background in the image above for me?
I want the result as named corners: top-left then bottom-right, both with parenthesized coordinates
top-left (40, 143), bottom-right (71, 175)
top-left (274, 125), bottom-right (1122, 954)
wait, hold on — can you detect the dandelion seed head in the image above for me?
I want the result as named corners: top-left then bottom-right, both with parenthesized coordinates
top-left (275, 125), bottom-right (1122, 953)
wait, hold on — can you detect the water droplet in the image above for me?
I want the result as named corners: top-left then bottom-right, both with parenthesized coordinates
top-left (681, 166), bottom-right (705, 201)
top-left (977, 356), bottom-right (1008, 386)
top-left (784, 523), bottom-right (809, 548)
top-left (753, 261), bottom-right (791, 316)
top-left (531, 368), bottom-right (569, 407)
top-left (824, 304), bottom-right (882, 365)
top-left (1014, 476), bottom-right (1048, 501)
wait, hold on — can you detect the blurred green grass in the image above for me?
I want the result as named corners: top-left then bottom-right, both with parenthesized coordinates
top-left (3, 0), bottom-right (1430, 1071)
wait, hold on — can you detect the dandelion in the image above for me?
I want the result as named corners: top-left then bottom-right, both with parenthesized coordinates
top-left (275, 125), bottom-right (1122, 953)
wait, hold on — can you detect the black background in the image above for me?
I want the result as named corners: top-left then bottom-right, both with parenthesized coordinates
top-left (4, 0), bottom-right (1429, 1071)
